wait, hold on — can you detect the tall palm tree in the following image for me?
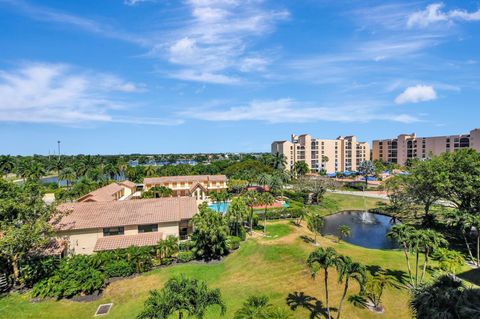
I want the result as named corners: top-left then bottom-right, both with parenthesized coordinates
top-left (225, 197), bottom-right (248, 237)
top-left (446, 210), bottom-right (476, 265)
top-left (357, 160), bottom-right (375, 189)
top-left (335, 255), bottom-right (366, 319)
top-left (307, 213), bottom-right (324, 246)
top-left (259, 192), bottom-right (275, 236)
top-left (387, 224), bottom-right (415, 286)
top-left (293, 161), bottom-right (309, 177)
top-left (307, 247), bottom-right (338, 319)
top-left (418, 229), bottom-right (447, 283)
top-left (364, 270), bottom-right (398, 311)
top-left (243, 190), bottom-right (260, 235)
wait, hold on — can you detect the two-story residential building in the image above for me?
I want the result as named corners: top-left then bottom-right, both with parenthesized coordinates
top-left (56, 197), bottom-right (197, 255)
top-left (143, 175), bottom-right (228, 200)
top-left (77, 181), bottom-right (137, 202)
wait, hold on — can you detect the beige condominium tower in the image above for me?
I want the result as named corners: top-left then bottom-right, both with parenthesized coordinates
top-left (372, 128), bottom-right (480, 166)
top-left (271, 134), bottom-right (370, 174)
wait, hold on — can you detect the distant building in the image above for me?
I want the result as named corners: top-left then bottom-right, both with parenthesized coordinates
top-left (143, 175), bottom-right (228, 200)
top-left (372, 128), bottom-right (480, 166)
top-left (56, 197), bottom-right (197, 255)
top-left (272, 134), bottom-right (370, 173)
top-left (77, 181), bottom-right (136, 202)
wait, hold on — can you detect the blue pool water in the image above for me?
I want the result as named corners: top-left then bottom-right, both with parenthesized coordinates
top-left (208, 202), bottom-right (289, 214)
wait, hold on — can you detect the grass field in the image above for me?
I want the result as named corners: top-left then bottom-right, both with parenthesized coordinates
top-left (0, 193), bottom-right (467, 319)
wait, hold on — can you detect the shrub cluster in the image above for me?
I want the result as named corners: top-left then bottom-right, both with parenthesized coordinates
top-left (176, 251), bottom-right (195, 263)
top-left (226, 236), bottom-right (241, 250)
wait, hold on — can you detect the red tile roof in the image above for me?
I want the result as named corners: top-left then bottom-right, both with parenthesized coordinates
top-left (57, 197), bottom-right (197, 231)
top-left (144, 175), bottom-right (227, 185)
top-left (94, 232), bottom-right (163, 252)
top-left (119, 180), bottom-right (136, 190)
top-left (77, 182), bottom-right (124, 202)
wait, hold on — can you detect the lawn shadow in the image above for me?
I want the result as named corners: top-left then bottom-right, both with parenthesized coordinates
top-left (300, 235), bottom-right (315, 244)
top-left (286, 291), bottom-right (336, 319)
top-left (458, 267), bottom-right (480, 286)
top-left (366, 265), bottom-right (408, 286)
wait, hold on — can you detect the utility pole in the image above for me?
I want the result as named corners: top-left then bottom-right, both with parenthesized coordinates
top-left (57, 141), bottom-right (61, 162)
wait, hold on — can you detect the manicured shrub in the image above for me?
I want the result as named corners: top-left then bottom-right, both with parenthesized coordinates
top-left (176, 251), bottom-right (195, 263)
top-left (32, 255), bottom-right (106, 299)
top-left (104, 260), bottom-right (135, 278)
top-left (226, 236), bottom-right (241, 250)
top-left (179, 240), bottom-right (195, 252)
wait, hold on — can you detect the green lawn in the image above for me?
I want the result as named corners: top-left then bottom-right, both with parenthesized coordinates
top-left (0, 193), bottom-right (469, 319)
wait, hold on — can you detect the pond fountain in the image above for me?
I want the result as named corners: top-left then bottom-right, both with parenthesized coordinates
top-left (321, 211), bottom-right (399, 249)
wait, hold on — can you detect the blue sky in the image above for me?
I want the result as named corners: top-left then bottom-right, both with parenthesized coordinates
top-left (0, 0), bottom-right (479, 155)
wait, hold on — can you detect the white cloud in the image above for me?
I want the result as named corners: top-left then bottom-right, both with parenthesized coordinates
top-left (158, 0), bottom-right (289, 83)
top-left (180, 98), bottom-right (420, 124)
top-left (407, 3), bottom-right (480, 28)
top-left (0, 63), bottom-right (178, 125)
top-left (124, 0), bottom-right (153, 6)
top-left (395, 85), bottom-right (437, 104)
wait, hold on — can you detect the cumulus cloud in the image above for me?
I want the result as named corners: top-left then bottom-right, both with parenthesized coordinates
top-left (180, 98), bottom-right (420, 124)
top-left (395, 85), bottom-right (437, 104)
top-left (0, 62), bottom-right (178, 125)
top-left (407, 3), bottom-right (480, 28)
top-left (157, 0), bottom-right (289, 83)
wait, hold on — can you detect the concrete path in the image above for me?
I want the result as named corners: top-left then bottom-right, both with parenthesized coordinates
top-left (327, 189), bottom-right (389, 200)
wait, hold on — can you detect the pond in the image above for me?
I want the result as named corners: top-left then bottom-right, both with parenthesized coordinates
top-left (321, 211), bottom-right (399, 249)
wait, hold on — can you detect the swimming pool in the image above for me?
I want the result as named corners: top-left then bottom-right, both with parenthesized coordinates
top-left (208, 202), bottom-right (289, 214)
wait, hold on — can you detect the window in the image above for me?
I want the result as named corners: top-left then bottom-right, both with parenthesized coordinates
top-left (138, 224), bottom-right (158, 233)
top-left (103, 227), bottom-right (124, 236)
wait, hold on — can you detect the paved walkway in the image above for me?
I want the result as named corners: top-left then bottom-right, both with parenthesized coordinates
top-left (327, 189), bottom-right (389, 200)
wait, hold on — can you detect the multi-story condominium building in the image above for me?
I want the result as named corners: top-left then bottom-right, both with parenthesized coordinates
top-left (143, 175), bottom-right (228, 200)
top-left (372, 128), bottom-right (480, 166)
top-left (271, 134), bottom-right (370, 173)
top-left (56, 197), bottom-right (197, 255)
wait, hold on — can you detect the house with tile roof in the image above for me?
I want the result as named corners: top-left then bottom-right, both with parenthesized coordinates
top-left (77, 181), bottom-right (137, 202)
top-left (56, 197), bottom-right (197, 255)
top-left (143, 175), bottom-right (228, 200)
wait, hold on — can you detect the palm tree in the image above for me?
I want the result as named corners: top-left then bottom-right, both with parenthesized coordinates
top-left (335, 255), bottom-right (366, 319)
top-left (307, 247), bottom-right (338, 319)
top-left (410, 275), bottom-right (467, 319)
top-left (225, 197), bottom-right (248, 237)
top-left (387, 224), bottom-right (415, 286)
top-left (257, 173), bottom-right (271, 189)
top-left (0, 155), bottom-right (15, 177)
top-left (321, 155), bottom-right (329, 174)
top-left (446, 210), bottom-right (476, 265)
top-left (357, 160), bottom-right (375, 189)
top-left (144, 165), bottom-right (156, 178)
top-left (259, 192), bottom-right (275, 236)
top-left (138, 276), bottom-right (226, 319)
top-left (432, 248), bottom-right (465, 277)
top-left (104, 162), bottom-right (120, 180)
top-left (234, 295), bottom-right (271, 319)
top-left (243, 190), bottom-right (260, 235)
top-left (418, 229), bottom-right (447, 283)
top-left (364, 270), bottom-right (398, 312)
top-left (24, 161), bottom-right (46, 181)
top-left (307, 213), bottom-right (324, 246)
top-left (272, 152), bottom-right (287, 170)
top-left (465, 214), bottom-right (480, 267)
top-left (59, 167), bottom-right (76, 188)
top-left (156, 235), bottom-right (179, 262)
top-left (337, 225), bottom-right (351, 243)
top-left (293, 161), bottom-right (309, 177)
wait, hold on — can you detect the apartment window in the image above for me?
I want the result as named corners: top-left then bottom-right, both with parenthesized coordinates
top-left (138, 224), bottom-right (158, 233)
top-left (103, 227), bottom-right (124, 236)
